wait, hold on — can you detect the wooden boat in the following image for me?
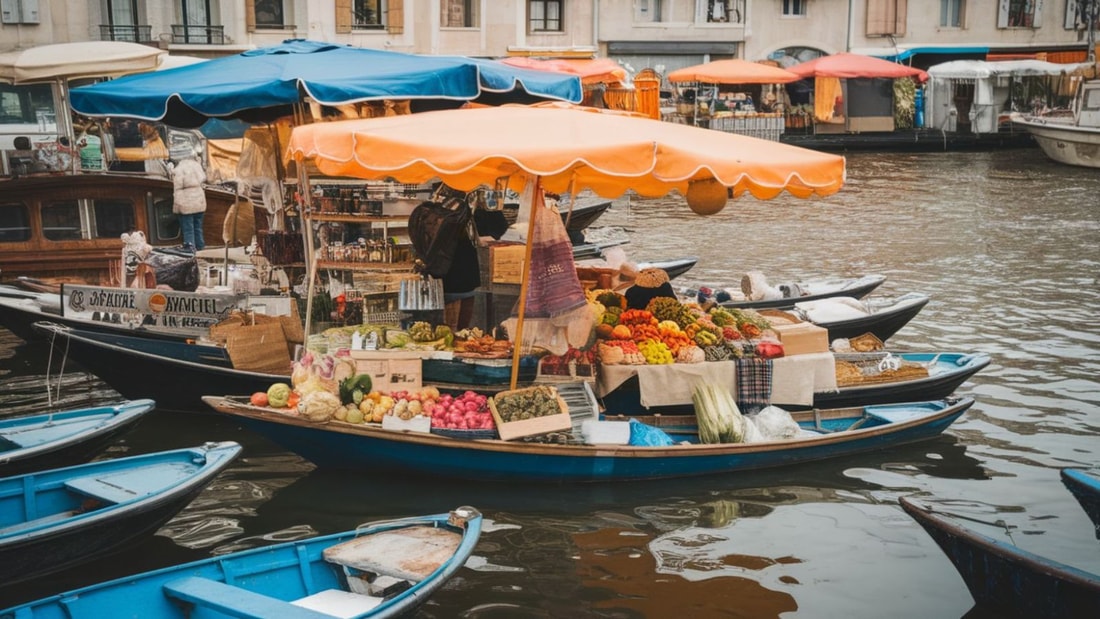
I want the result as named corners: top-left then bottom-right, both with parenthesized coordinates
top-left (899, 496), bottom-right (1100, 618)
top-left (34, 321), bottom-right (282, 413)
top-left (0, 293), bottom-right (186, 343)
top-left (1012, 79), bottom-right (1100, 169)
top-left (0, 399), bottom-right (155, 476)
top-left (1062, 468), bottom-right (1100, 540)
top-left (0, 170), bottom-right (239, 288)
top-left (719, 274), bottom-right (887, 310)
top-left (2, 505), bottom-right (483, 618)
top-left (0, 441), bottom-right (241, 586)
top-left (201, 395), bottom-right (973, 483)
top-left (764, 292), bottom-right (930, 342)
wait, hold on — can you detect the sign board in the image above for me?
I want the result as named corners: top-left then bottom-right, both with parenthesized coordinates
top-left (63, 285), bottom-right (245, 334)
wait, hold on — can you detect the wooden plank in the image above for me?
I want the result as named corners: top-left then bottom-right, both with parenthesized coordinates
top-left (162, 577), bottom-right (333, 619)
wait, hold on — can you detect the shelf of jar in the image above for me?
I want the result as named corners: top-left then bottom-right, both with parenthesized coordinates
top-left (316, 260), bottom-right (417, 271)
top-left (305, 212), bottom-right (409, 224)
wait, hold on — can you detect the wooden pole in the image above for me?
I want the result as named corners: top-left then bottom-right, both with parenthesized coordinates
top-left (508, 177), bottom-right (541, 391)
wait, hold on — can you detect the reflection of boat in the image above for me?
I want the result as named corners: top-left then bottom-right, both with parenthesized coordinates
top-left (201, 394), bottom-right (973, 483)
top-left (3, 505), bottom-right (482, 619)
top-left (900, 496), bottom-right (1100, 618)
top-left (1062, 468), bottom-right (1100, 539)
top-left (0, 441), bottom-right (241, 586)
top-left (719, 274), bottom-right (887, 310)
top-left (0, 399), bottom-right (155, 476)
top-left (1012, 79), bottom-right (1100, 169)
top-left (766, 292), bottom-right (930, 342)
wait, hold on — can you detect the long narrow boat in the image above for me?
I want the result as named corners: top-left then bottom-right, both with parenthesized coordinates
top-left (1062, 468), bottom-right (1100, 540)
top-left (0, 293), bottom-right (195, 343)
top-left (899, 496), bottom-right (1100, 618)
top-left (1, 506), bottom-right (483, 619)
top-left (0, 399), bottom-right (155, 475)
top-left (719, 274), bottom-right (887, 310)
top-left (0, 441), bottom-right (241, 586)
top-left (202, 395), bottom-right (973, 483)
top-left (784, 292), bottom-right (930, 342)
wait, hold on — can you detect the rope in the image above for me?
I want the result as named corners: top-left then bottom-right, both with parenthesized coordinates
top-left (42, 322), bottom-right (71, 408)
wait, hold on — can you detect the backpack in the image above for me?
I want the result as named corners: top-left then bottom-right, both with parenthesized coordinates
top-left (407, 199), bottom-right (472, 278)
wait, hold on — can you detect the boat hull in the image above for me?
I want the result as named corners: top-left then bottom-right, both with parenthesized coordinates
top-left (1062, 469), bottom-right (1100, 540)
top-left (1015, 117), bottom-right (1100, 169)
top-left (204, 396), bottom-right (972, 483)
top-left (900, 497), bottom-right (1100, 618)
top-left (0, 296), bottom-right (191, 343)
top-left (813, 294), bottom-right (929, 342)
top-left (720, 274), bottom-right (887, 310)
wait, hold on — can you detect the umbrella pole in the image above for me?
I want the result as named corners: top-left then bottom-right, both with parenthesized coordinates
top-left (509, 177), bottom-right (541, 391)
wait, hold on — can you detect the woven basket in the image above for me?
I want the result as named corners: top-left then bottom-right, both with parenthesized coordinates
top-left (834, 358), bottom-right (928, 387)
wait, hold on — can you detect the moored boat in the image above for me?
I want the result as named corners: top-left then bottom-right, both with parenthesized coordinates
top-left (0, 399), bottom-right (155, 475)
top-left (1012, 79), bottom-right (1100, 169)
top-left (1062, 468), bottom-right (1100, 540)
top-left (0, 441), bottom-right (241, 586)
top-left (0, 505), bottom-right (482, 619)
top-left (202, 394), bottom-right (973, 483)
top-left (717, 274), bottom-right (887, 310)
top-left (900, 496), bottom-right (1100, 618)
top-left (762, 292), bottom-right (930, 342)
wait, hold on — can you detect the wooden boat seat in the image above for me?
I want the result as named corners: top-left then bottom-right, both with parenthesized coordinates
top-left (291, 589), bottom-right (384, 618)
top-left (162, 576), bottom-right (334, 619)
top-left (323, 525), bottom-right (461, 582)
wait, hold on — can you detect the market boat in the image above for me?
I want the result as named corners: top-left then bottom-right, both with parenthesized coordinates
top-left (201, 395), bottom-right (973, 483)
top-left (718, 274), bottom-right (887, 310)
top-left (763, 292), bottom-right (930, 342)
top-left (0, 291), bottom-right (194, 343)
top-left (0, 399), bottom-right (155, 475)
top-left (899, 496), bottom-right (1100, 619)
top-left (0, 441), bottom-right (241, 586)
top-left (1012, 79), bottom-right (1100, 169)
top-left (0, 505), bottom-right (483, 619)
top-left (1062, 468), bottom-right (1100, 539)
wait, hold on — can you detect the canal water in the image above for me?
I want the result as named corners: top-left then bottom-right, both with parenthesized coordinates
top-left (1, 148), bottom-right (1098, 617)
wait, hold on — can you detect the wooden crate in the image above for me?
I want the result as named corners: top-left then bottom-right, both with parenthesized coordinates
top-left (490, 243), bottom-right (525, 284)
top-left (488, 386), bottom-right (571, 441)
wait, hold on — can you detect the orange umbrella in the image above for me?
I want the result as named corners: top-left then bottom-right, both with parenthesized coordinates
top-left (668, 59), bottom-right (800, 85)
top-left (500, 57), bottom-right (628, 86)
top-left (285, 105), bottom-right (845, 201)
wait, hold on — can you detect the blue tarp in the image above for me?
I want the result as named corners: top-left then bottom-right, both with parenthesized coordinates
top-left (70, 39), bottom-right (583, 128)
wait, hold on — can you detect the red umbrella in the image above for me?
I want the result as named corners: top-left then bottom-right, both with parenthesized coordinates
top-left (788, 52), bottom-right (928, 82)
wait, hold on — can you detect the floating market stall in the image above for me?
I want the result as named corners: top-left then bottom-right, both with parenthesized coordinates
top-left (666, 59), bottom-right (801, 141)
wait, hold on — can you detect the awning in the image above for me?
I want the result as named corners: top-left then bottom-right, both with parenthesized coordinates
top-left (850, 45), bottom-right (990, 63)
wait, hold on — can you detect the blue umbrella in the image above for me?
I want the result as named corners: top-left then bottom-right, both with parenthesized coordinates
top-left (70, 39), bottom-right (583, 127)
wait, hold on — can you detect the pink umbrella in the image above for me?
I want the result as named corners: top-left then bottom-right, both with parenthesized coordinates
top-left (787, 53), bottom-right (928, 82)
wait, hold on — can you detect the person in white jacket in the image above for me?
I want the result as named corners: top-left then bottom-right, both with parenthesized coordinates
top-left (170, 156), bottom-right (208, 251)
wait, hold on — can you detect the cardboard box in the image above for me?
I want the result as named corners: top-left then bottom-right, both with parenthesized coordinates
top-left (772, 322), bottom-right (830, 356)
top-left (349, 350), bottom-right (423, 392)
top-left (490, 243), bottom-right (525, 284)
top-left (488, 386), bottom-right (572, 441)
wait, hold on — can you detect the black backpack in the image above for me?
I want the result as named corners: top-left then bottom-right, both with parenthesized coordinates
top-left (407, 199), bottom-right (472, 278)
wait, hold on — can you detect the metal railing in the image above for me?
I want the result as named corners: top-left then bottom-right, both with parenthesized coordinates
top-left (171, 24), bottom-right (225, 44)
top-left (99, 24), bottom-right (154, 43)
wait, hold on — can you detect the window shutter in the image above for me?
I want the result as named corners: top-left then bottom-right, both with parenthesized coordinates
top-left (245, 0), bottom-right (256, 32)
top-left (335, 0), bottom-right (351, 33)
top-left (388, 0), bottom-right (404, 33)
top-left (893, 0), bottom-right (907, 36)
top-left (1066, 0), bottom-right (1078, 30)
top-left (997, 0), bottom-right (1009, 28)
top-left (1031, 0), bottom-right (1043, 28)
top-left (865, 0), bottom-right (890, 36)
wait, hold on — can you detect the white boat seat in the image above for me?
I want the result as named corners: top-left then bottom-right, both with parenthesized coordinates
top-left (292, 589), bottom-right (383, 618)
top-left (162, 576), bottom-right (333, 619)
top-left (323, 525), bottom-right (461, 582)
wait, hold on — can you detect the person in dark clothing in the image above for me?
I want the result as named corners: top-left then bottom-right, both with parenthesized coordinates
top-left (624, 268), bottom-right (677, 310)
top-left (442, 205), bottom-right (509, 331)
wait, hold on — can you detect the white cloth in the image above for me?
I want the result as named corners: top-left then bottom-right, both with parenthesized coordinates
top-left (771, 352), bottom-right (838, 406)
top-left (171, 157), bottom-right (207, 215)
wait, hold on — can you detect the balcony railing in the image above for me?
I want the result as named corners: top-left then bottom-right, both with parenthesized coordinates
top-left (171, 24), bottom-right (225, 44)
top-left (99, 24), bottom-right (154, 43)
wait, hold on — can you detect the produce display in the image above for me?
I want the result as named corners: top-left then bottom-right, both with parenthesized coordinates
top-left (491, 386), bottom-right (564, 423)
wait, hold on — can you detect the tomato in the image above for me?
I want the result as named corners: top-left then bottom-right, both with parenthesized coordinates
top-left (250, 392), bottom-right (269, 407)
top-left (286, 392), bottom-right (301, 409)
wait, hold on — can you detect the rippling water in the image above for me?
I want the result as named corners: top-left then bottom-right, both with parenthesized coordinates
top-left (1, 149), bottom-right (1098, 617)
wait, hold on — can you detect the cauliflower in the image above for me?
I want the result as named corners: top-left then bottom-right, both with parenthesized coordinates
top-left (297, 391), bottom-right (342, 422)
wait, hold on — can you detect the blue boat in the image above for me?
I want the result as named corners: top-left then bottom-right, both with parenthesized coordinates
top-left (0, 441), bottom-right (241, 586)
top-left (900, 496), bottom-right (1100, 619)
top-left (1, 506), bottom-right (483, 619)
top-left (1062, 468), bottom-right (1100, 540)
top-left (202, 394), bottom-right (973, 483)
top-left (0, 399), bottom-right (155, 475)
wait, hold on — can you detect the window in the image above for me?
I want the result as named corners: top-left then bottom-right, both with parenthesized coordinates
top-left (1, 0), bottom-right (40, 24)
top-left (42, 201), bottom-right (82, 241)
top-left (783, 0), bottom-right (806, 17)
top-left (151, 196), bottom-right (181, 243)
top-left (940, 0), bottom-right (963, 27)
top-left (1000, 0), bottom-right (1037, 28)
top-left (1064, 0), bottom-right (1099, 30)
top-left (529, 0), bottom-right (562, 32)
top-left (353, 0), bottom-right (385, 29)
top-left (706, 1), bottom-right (742, 23)
top-left (179, 0), bottom-right (225, 42)
top-left (91, 199), bottom-right (135, 239)
top-left (254, 0), bottom-right (285, 28)
top-left (0, 203), bottom-right (30, 242)
top-left (0, 83), bottom-right (53, 126)
top-left (102, 0), bottom-right (151, 42)
top-left (634, 0), bottom-right (661, 22)
top-left (441, 0), bottom-right (475, 27)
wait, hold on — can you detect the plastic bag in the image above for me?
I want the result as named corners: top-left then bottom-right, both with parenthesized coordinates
top-left (628, 418), bottom-right (677, 447)
top-left (746, 405), bottom-right (801, 441)
top-left (144, 249), bottom-right (199, 291)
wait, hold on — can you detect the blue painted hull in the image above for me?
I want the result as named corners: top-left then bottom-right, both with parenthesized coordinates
top-left (0, 442), bottom-right (241, 585)
top-left (900, 497), bottom-right (1100, 618)
top-left (0, 399), bottom-right (155, 476)
top-left (2, 507), bottom-right (483, 619)
top-left (204, 396), bottom-right (973, 483)
top-left (1062, 468), bottom-right (1100, 540)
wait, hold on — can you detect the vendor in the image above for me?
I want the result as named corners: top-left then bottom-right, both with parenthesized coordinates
top-left (624, 268), bottom-right (677, 310)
